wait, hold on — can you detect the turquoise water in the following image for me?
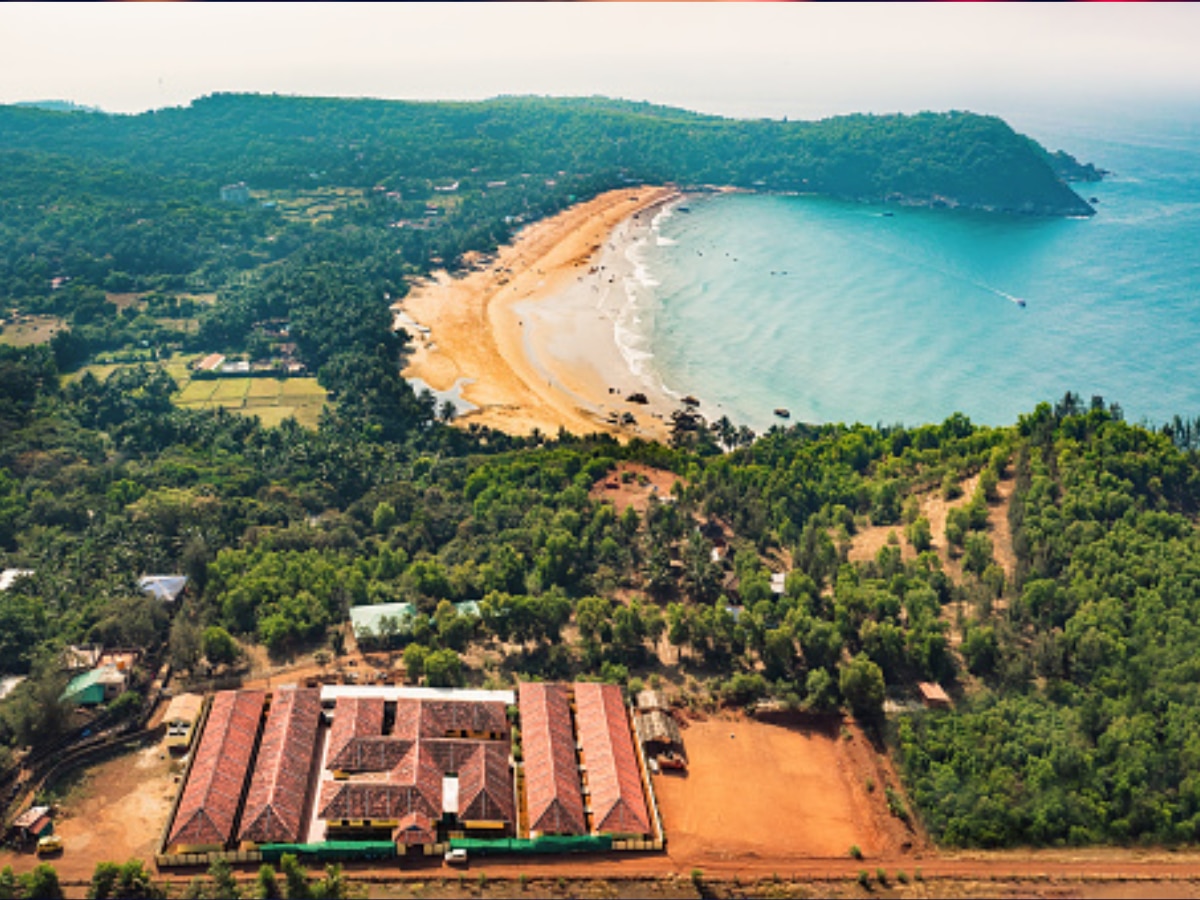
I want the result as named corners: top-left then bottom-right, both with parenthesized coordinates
top-left (631, 113), bottom-right (1200, 432)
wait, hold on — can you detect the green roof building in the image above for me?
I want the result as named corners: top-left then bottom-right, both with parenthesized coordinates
top-left (349, 602), bottom-right (418, 642)
top-left (60, 665), bottom-right (127, 706)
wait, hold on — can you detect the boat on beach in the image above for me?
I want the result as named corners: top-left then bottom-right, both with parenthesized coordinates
top-left (774, 408), bottom-right (791, 419)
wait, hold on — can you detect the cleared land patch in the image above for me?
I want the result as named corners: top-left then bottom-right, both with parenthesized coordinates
top-left (0, 314), bottom-right (65, 347)
top-left (14, 742), bottom-right (178, 881)
top-left (654, 716), bottom-right (906, 866)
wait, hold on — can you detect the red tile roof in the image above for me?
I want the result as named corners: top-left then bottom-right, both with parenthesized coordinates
top-left (326, 696), bottom-right (384, 769)
top-left (393, 811), bottom-right (437, 845)
top-left (458, 742), bottom-right (515, 823)
top-left (424, 738), bottom-right (488, 775)
top-left (318, 780), bottom-right (439, 821)
top-left (239, 687), bottom-right (322, 844)
top-left (518, 682), bottom-right (586, 836)
top-left (421, 699), bottom-right (508, 739)
top-left (318, 696), bottom-right (515, 834)
top-left (168, 690), bottom-right (264, 849)
top-left (573, 682), bottom-right (650, 836)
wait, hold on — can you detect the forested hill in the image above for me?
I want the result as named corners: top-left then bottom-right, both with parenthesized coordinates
top-left (0, 93), bottom-right (1096, 216)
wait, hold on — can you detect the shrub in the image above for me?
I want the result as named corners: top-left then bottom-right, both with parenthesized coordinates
top-left (849, 845), bottom-right (863, 860)
top-left (885, 785), bottom-right (910, 823)
top-left (857, 870), bottom-right (871, 889)
top-left (876, 868), bottom-right (889, 886)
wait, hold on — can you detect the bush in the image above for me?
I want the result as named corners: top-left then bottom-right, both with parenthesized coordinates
top-left (107, 691), bottom-right (143, 721)
top-left (876, 868), bottom-right (889, 886)
top-left (202, 625), bottom-right (239, 666)
top-left (905, 516), bottom-right (932, 553)
top-left (720, 672), bottom-right (769, 707)
top-left (849, 845), bottom-right (863, 860)
top-left (885, 785), bottom-right (910, 822)
top-left (857, 870), bottom-right (871, 890)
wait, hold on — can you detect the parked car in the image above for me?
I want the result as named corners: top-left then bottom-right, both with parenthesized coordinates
top-left (444, 848), bottom-right (468, 866)
top-left (36, 835), bottom-right (63, 856)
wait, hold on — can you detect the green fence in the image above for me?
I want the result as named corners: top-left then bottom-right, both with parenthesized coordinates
top-left (449, 834), bottom-right (613, 855)
top-left (258, 841), bottom-right (397, 863)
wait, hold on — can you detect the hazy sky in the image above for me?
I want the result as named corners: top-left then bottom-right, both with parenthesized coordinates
top-left (2, 3), bottom-right (1199, 125)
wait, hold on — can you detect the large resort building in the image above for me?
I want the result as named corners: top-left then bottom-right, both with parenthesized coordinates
top-left (162, 681), bottom-right (658, 862)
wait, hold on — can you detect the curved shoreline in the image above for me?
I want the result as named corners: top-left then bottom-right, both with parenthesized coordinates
top-left (395, 186), bottom-right (684, 442)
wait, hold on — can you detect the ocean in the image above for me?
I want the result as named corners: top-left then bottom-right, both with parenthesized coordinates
top-left (620, 110), bottom-right (1200, 433)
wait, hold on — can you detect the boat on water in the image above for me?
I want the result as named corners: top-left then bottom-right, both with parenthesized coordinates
top-left (882, 211), bottom-right (894, 218)
top-left (1016, 299), bottom-right (1026, 308)
top-left (774, 408), bottom-right (791, 419)
top-left (677, 206), bottom-right (690, 213)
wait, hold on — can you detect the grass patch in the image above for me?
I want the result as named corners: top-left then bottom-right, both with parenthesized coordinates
top-left (211, 378), bottom-right (251, 402)
top-left (280, 377), bottom-right (326, 398)
top-left (247, 378), bottom-right (286, 399)
top-left (177, 380), bottom-right (219, 404)
top-left (0, 315), bottom-right (65, 347)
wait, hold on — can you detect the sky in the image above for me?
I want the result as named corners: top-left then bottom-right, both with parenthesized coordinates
top-left (2, 3), bottom-right (1199, 128)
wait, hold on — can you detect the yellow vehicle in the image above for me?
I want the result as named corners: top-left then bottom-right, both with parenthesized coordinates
top-left (36, 835), bottom-right (63, 856)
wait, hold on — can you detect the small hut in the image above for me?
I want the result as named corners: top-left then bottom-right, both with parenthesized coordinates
top-left (917, 682), bottom-right (952, 711)
top-left (635, 709), bottom-right (685, 760)
top-left (13, 806), bottom-right (53, 844)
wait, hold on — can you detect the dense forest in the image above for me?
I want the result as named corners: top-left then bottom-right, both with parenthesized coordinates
top-left (8, 94), bottom-right (1200, 853)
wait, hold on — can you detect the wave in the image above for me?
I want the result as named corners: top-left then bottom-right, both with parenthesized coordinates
top-left (625, 237), bottom-right (660, 288)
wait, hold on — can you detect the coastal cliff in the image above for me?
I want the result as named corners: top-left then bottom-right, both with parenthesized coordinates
top-left (0, 95), bottom-right (1098, 218)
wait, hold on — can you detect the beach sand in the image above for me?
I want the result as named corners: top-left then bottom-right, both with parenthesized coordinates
top-left (395, 186), bottom-right (684, 442)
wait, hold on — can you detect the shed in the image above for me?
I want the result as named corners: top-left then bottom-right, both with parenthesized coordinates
top-left (917, 681), bottom-right (952, 710)
top-left (139, 574), bottom-right (188, 604)
top-left (635, 709), bottom-right (684, 756)
top-left (163, 693), bottom-right (205, 751)
top-left (0, 568), bottom-right (33, 592)
top-left (453, 600), bottom-right (482, 619)
top-left (0, 676), bottom-right (26, 701)
top-left (61, 665), bottom-right (127, 706)
top-left (61, 644), bottom-right (102, 671)
top-left (349, 602), bottom-right (418, 643)
top-left (635, 689), bottom-right (667, 713)
top-left (13, 806), bottom-right (53, 840)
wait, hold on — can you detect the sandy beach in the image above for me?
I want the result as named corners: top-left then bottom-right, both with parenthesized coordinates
top-left (395, 186), bottom-right (684, 442)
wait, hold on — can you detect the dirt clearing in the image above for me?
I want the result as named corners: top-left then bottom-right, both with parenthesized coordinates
top-left (0, 741), bottom-right (180, 880)
top-left (654, 715), bottom-right (914, 866)
top-left (589, 462), bottom-right (681, 516)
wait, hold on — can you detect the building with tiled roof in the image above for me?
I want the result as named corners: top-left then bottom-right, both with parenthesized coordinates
top-left (518, 682), bottom-right (586, 836)
top-left (574, 682), bottom-right (651, 837)
top-left (319, 695), bottom-right (515, 840)
top-left (168, 690), bottom-right (265, 852)
top-left (394, 811), bottom-right (437, 846)
top-left (327, 696), bottom-right (414, 772)
top-left (458, 742), bottom-right (515, 825)
top-left (239, 687), bottom-right (322, 845)
top-left (421, 698), bottom-right (508, 740)
top-left (319, 737), bottom-right (444, 826)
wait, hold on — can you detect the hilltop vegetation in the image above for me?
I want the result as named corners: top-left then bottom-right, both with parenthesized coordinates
top-left (11, 94), bottom-right (1200, 852)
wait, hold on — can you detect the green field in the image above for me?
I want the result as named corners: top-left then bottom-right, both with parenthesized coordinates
top-left (64, 353), bottom-right (329, 429)
top-left (174, 373), bottom-right (328, 428)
